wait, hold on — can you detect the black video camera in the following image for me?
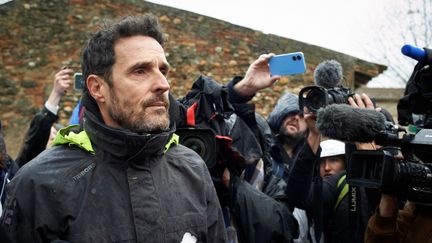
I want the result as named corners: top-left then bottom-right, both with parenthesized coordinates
top-left (176, 126), bottom-right (247, 182)
top-left (176, 127), bottom-right (218, 170)
top-left (299, 85), bottom-right (355, 113)
top-left (176, 76), bottom-right (263, 188)
top-left (348, 45), bottom-right (432, 205)
top-left (348, 127), bottom-right (432, 204)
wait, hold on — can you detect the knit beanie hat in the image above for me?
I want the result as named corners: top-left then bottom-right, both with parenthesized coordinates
top-left (267, 93), bottom-right (300, 134)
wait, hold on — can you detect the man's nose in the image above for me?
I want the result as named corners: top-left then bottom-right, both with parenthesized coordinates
top-left (324, 161), bottom-right (331, 171)
top-left (153, 72), bottom-right (170, 93)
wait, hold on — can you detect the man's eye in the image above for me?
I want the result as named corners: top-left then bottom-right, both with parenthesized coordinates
top-left (135, 68), bottom-right (146, 74)
top-left (160, 67), bottom-right (169, 76)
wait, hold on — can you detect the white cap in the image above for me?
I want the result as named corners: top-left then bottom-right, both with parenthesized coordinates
top-left (320, 139), bottom-right (345, 158)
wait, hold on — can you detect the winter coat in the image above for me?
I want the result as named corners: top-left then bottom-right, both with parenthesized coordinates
top-left (15, 106), bottom-right (58, 167)
top-left (0, 156), bottom-right (18, 209)
top-left (229, 175), bottom-right (299, 243)
top-left (0, 106), bottom-right (227, 243)
top-left (365, 202), bottom-right (432, 243)
top-left (322, 172), bottom-right (380, 243)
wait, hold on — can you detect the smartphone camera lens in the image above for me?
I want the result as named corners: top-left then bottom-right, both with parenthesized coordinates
top-left (297, 55), bottom-right (302, 60)
top-left (292, 56), bottom-right (297, 61)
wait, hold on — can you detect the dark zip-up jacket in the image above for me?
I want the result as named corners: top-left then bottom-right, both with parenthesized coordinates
top-left (0, 109), bottom-right (227, 243)
top-left (0, 156), bottom-right (18, 205)
top-left (15, 105), bottom-right (58, 167)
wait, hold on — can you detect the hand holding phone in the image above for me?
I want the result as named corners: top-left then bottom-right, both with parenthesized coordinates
top-left (269, 52), bottom-right (307, 76)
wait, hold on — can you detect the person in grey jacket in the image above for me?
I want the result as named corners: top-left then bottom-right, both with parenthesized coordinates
top-left (0, 14), bottom-right (226, 243)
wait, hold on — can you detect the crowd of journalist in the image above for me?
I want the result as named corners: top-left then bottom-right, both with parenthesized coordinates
top-left (0, 13), bottom-right (431, 243)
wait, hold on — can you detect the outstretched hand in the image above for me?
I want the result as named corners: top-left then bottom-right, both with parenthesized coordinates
top-left (233, 53), bottom-right (281, 98)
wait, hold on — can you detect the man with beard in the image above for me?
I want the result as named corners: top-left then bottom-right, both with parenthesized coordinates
top-left (0, 15), bottom-right (226, 243)
top-left (265, 93), bottom-right (323, 243)
top-left (267, 93), bottom-right (308, 162)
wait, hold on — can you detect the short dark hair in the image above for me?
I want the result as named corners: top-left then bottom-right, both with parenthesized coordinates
top-left (81, 14), bottom-right (166, 89)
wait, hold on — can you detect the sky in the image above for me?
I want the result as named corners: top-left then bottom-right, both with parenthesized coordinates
top-left (147, 0), bottom-right (408, 87)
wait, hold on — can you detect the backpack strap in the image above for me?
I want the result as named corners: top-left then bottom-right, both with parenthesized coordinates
top-left (186, 102), bottom-right (198, 126)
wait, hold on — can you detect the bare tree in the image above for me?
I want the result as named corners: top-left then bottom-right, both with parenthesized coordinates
top-left (365, 0), bottom-right (431, 86)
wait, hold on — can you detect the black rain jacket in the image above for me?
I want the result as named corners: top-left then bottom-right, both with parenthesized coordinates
top-left (15, 106), bottom-right (58, 167)
top-left (0, 93), bottom-right (227, 243)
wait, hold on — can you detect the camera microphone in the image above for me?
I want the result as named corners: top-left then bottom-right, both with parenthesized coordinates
top-left (316, 104), bottom-right (387, 143)
top-left (314, 60), bottom-right (343, 89)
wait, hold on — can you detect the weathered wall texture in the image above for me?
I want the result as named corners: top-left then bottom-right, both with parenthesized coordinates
top-left (0, 0), bottom-right (386, 157)
top-left (356, 87), bottom-right (405, 122)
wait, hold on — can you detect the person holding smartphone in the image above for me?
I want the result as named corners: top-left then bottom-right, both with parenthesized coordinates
top-left (221, 53), bottom-right (324, 243)
top-left (14, 67), bottom-right (72, 167)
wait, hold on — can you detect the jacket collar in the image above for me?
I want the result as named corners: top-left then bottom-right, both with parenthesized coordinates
top-left (83, 109), bottom-right (175, 164)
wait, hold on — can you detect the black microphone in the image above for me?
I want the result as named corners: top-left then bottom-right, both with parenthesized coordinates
top-left (316, 104), bottom-right (387, 143)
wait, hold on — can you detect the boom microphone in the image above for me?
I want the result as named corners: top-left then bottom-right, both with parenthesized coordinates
top-left (316, 104), bottom-right (387, 143)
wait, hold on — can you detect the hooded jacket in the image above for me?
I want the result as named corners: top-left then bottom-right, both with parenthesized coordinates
top-left (0, 93), bottom-right (227, 243)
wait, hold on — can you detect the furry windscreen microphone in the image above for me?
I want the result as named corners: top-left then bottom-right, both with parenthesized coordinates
top-left (316, 104), bottom-right (387, 143)
top-left (314, 60), bottom-right (343, 89)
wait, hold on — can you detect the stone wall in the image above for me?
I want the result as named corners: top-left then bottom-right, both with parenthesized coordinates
top-left (355, 87), bottom-right (405, 122)
top-left (0, 0), bottom-right (386, 157)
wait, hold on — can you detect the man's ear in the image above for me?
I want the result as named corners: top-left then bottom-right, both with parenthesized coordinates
top-left (87, 74), bottom-right (106, 103)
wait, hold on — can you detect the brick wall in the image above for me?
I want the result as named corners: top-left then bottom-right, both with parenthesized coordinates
top-left (0, 0), bottom-right (386, 157)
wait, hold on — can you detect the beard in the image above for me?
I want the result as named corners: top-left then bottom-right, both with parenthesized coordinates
top-left (277, 125), bottom-right (306, 147)
top-left (107, 89), bottom-right (170, 134)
